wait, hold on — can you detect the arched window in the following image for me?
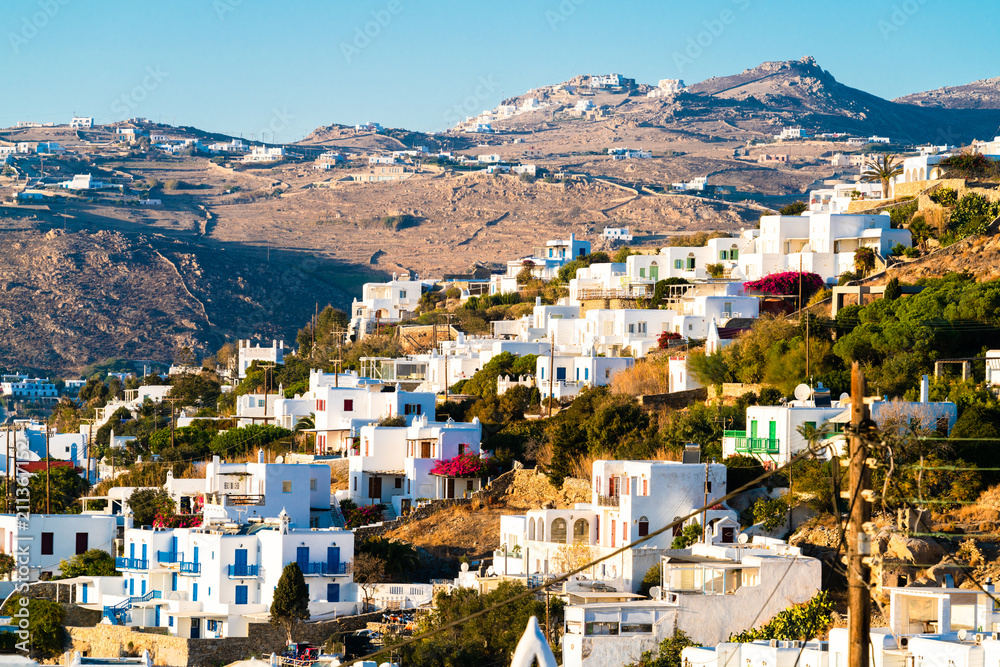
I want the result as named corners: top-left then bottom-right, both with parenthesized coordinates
top-left (528, 519), bottom-right (535, 541)
top-left (638, 516), bottom-right (649, 537)
top-left (573, 518), bottom-right (590, 544)
top-left (551, 518), bottom-right (567, 543)
top-left (536, 517), bottom-right (545, 542)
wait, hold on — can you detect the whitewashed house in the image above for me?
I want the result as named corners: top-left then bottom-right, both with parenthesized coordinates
top-left (89, 512), bottom-right (356, 637)
top-left (0, 514), bottom-right (117, 580)
top-left (601, 227), bottom-right (632, 242)
top-left (495, 460), bottom-right (737, 593)
top-left (237, 339), bottom-right (285, 378)
top-left (535, 351), bottom-right (634, 400)
top-left (242, 146), bottom-right (285, 163)
top-left (490, 234), bottom-right (591, 294)
top-left (564, 539), bottom-right (821, 667)
top-left (70, 117), bottom-right (94, 129)
top-left (349, 278), bottom-right (429, 339)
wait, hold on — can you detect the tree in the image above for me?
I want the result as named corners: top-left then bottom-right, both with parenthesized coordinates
top-left (4, 598), bottom-right (65, 659)
top-left (861, 153), bottom-right (903, 200)
top-left (354, 552), bottom-right (386, 613)
top-left (0, 553), bottom-right (14, 580)
top-left (778, 201), bottom-right (808, 216)
top-left (173, 346), bottom-right (196, 368)
top-left (128, 488), bottom-right (175, 527)
top-left (637, 563), bottom-right (661, 598)
top-left (357, 538), bottom-right (419, 583)
top-left (28, 465), bottom-right (89, 514)
top-left (729, 591), bottom-right (835, 642)
top-left (884, 277), bottom-right (902, 301)
top-left (270, 562), bottom-right (310, 643)
top-left (671, 522), bottom-right (702, 548)
top-left (613, 246), bottom-right (635, 263)
top-left (58, 549), bottom-right (119, 578)
top-left (627, 631), bottom-right (700, 667)
top-left (853, 246), bottom-right (876, 276)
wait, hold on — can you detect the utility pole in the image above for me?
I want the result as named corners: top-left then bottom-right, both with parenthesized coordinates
top-left (702, 461), bottom-right (710, 543)
top-left (45, 419), bottom-right (51, 514)
top-left (163, 396), bottom-right (184, 449)
top-left (443, 314), bottom-right (453, 402)
top-left (4, 423), bottom-right (9, 513)
top-left (547, 333), bottom-right (555, 418)
top-left (847, 361), bottom-right (871, 667)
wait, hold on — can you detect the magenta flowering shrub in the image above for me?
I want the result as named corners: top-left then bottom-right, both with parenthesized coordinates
top-left (152, 494), bottom-right (205, 528)
top-left (430, 453), bottom-right (499, 478)
top-left (345, 504), bottom-right (386, 528)
top-left (744, 271), bottom-right (824, 297)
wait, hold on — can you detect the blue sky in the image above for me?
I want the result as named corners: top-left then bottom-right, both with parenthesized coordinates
top-left (1, 0), bottom-right (997, 140)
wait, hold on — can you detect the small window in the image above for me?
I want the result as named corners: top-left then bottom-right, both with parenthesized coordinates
top-left (622, 623), bottom-right (654, 634)
top-left (310, 479), bottom-right (317, 491)
top-left (719, 250), bottom-right (728, 260)
top-left (404, 404), bottom-right (422, 415)
top-left (353, 477), bottom-right (357, 491)
top-left (395, 477), bottom-right (402, 489)
top-left (639, 268), bottom-right (646, 278)
top-left (638, 516), bottom-right (649, 537)
top-left (168, 616), bottom-right (174, 627)
top-left (674, 259), bottom-right (683, 269)
top-left (466, 480), bottom-right (474, 491)
top-left (41, 533), bottom-right (53, 555)
top-left (344, 399), bottom-right (354, 411)
top-left (282, 481), bottom-right (292, 493)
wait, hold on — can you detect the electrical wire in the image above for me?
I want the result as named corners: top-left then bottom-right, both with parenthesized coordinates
top-left (344, 445), bottom-right (827, 666)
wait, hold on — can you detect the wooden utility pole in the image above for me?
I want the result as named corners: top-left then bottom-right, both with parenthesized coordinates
top-left (702, 462), bottom-right (710, 543)
top-left (847, 361), bottom-right (871, 667)
top-left (547, 334), bottom-right (555, 417)
top-left (163, 396), bottom-right (184, 449)
top-left (45, 420), bottom-right (51, 513)
top-left (443, 314), bottom-right (453, 402)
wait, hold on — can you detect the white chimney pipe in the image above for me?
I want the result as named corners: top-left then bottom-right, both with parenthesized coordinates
top-left (920, 374), bottom-right (929, 403)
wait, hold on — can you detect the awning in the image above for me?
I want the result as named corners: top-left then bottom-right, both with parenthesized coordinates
top-left (827, 409), bottom-right (853, 423)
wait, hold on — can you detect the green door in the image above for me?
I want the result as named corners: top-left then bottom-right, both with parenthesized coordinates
top-left (750, 420), bottom-right (758, 439)
top-left (768, 421), bottom-right (777, 446)
top-left (650, 265), bottom-right (659, 281)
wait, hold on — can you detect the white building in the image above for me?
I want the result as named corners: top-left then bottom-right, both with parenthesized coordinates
top-left (601, 227), bottom-right (633, 242)
top-left (58, 174), bottom-right (105, 190)
top-left (490, 234), bottom-right (591, 294)
top-left (973, 136), bottom-right (1000, 157)
top-left (495, 459), bottom-right (737, 593)
top-left (988, 350), bottom-right (1000, 388)
top-left (891, 153), bottom-right (951, 193)
top-left (348, 414), bottom-right (484, 513)
top-left (535, 352), bottom-right (634, 400)
top-left (90, 512), bottom-right (356, 637)
top-left (564, 539), bottom-right (821, 667)
top-left (809, 181), bottom-right (885, 214)
top-left (0, 376), bottom-right (58, 402)
top-left (349, 278), bottom-right (429, 340)
top-left (775, 127), bottom-right (807, 141)
top-left (242, 146), bottom-right (285, 163)
top-left (237, 339), bottom-right (285, 379)
top-left (0, 514), bottom-right (117, 580)
top-left (688, 584), bottom-right (1000, 667)
top-left (738, 210), bottom-right (912, 284)
top-left (672, 176), bottom-right (708, 191)
top-left (647, 79), bottom-right (685, 98)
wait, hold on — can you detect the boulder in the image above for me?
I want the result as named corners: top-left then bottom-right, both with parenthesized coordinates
top-left (886, 533), bottom-right (946, 565)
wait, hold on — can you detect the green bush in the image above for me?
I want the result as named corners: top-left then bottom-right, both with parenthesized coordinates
top-left (729, 591), bottom-right (835, 642)
top-left (208, 424), bottom-right (291, 455)
top-left (929, 187), bottom-right (957, 207)
top-left (753, 496), bottom-right (789, 532)
top-left (670, 522), bottom-right (702, 549)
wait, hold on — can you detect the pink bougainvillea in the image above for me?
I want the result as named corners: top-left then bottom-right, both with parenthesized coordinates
top-left (153, 494), bottom-right (204, 528)
top-left (430, 453), bottom-right (498, 478)
top-left (744, 271), bottom-right (824, 297)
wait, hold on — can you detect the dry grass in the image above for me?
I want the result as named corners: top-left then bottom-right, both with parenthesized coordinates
top-left (385, 500), bottom-right (514, 560)
top-left (610, 356), bottom-right (672, 397)
top-left (953, 484), bottom-right (1000, 525)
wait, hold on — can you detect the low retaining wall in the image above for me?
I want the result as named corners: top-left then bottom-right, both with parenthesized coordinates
top-left (637, 387), bottom-right (707, 410)
top-left (66, 612), bottom-right (383, 667)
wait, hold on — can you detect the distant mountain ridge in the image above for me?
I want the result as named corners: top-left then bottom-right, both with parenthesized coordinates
top-left (894, 77), bottom-right (1000, 110)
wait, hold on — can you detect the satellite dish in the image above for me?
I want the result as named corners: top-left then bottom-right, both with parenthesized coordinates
top-left (958, 629), bottom-right (968, 641)
top-left (738, 533), bottom-right (750, 544)
top-left (460, 562), bottom-right (469, 572)
top-left (793, 383), bottom-right (812, 402)
top-left (649, 586), bottom-right (662, 600)
top-left (275, 455), bottom-right (284, 464)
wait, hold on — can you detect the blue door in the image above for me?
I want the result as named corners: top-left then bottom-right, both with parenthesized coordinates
top-left (171, 536), bottom-right (178, 557)
top-left (193, 545), bottom-right (199, 564)
top-left (190, 618), bottom-right (200, 639)
top-left (556, 367), bottom-right (566, 381)
top-left (327, 583), bottom-right (340, 602)
top-left (81, 583), bottom-right (87, 604)
top-left (192, 583), bottom-right (198, 602)
top-left (141, 543), bottom-right (147, 564)
top-left (171, 573), bottom-right (178, 592)
top-left (141, 580), bottom-right (146, 596)
top-left (234, 548), bottom-right (247, 574)
top-left (155, 605), bottom-right (160, 627)
top-left (327, 546), bottom-right (340, 574)
top-left (296, 546), bottom-right (309, 570)
top-left (129, 578), bottom-right (134, 595)
top-left (235, 585), bottom-right (248, 605)
top-left (129, 542), bottom-right (135, 559)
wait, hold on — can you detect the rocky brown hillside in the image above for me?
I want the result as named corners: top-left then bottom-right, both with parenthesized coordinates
top-left (0, 219), bottom-right (358, 375)
top-left (894, 77), bottom-right (1000, 109)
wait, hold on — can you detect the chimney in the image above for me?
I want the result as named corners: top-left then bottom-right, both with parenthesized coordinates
top-left (920, 374), bottom-right (929, 403)
top-left (257, 448), bottom-right (265, 464)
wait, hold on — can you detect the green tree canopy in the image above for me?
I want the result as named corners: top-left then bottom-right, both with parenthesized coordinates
top-left (128, 488), bottom-right (175, 527)
top-left (270, 562), bottom-right (310, 643)
top-left (58, 549), bottom-right (119, 578)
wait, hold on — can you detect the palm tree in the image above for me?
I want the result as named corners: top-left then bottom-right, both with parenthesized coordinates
top-left (293, 413), bottom-right (315, 453)
top-left (861, 153), bottom-right (903, 200)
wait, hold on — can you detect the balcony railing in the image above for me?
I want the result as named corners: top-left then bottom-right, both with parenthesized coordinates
top-left (228, 564), bottom-right (260, 578)
top-left (116, 557), bottom-right (149, 571)
top-left (299, 562), bottom-right (351, 576)
top-left (597, 494), bottom-right (620, 508)
top-left (223, 494), bottom-right (266, 506)
top-left (130, 590), bottom-right (162, 603)
top-left (726, 432), bottom-right (780, 454)
top-left (179, 561), bottom-right (201, 575)
top-left (157, 550), bottom-right (183, 564)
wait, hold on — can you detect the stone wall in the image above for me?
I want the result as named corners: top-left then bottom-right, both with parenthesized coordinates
top-left (720, 383), bottom-right (764, 398)
top-left (637, 387), bottom-right (707, 410)
top-left (65, 612), bottom-right (384, 667)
